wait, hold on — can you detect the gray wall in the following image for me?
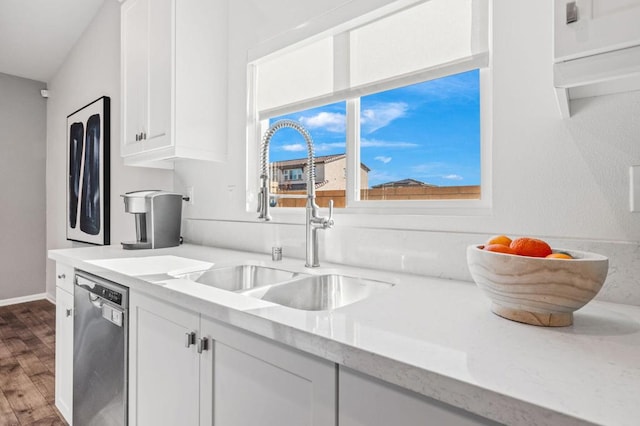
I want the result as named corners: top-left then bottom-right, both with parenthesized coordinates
top-left (0, 72), bottom-right (47, 302)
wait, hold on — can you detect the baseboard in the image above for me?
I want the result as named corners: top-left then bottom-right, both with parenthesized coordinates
top-left (0, 293), bottom-right (48, 307)
top-left (45, 293), bottom-right (56, 305)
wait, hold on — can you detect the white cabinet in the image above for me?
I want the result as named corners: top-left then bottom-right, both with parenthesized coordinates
top-left (54, 263), bottom-right (74, 424)
top-left (554, 0), bottom-right (640, 61)
top-left (121, 0), bottom-right (171, 157)
top-left (200, 317), bottom-right (336, 426)
top-left (553, 0), bottom-right (640, 117)
top-left (55, 262), bottom-right (74, 294)
top-left (120, 0), bottom-right (228, 168)
top-left (128, 292), bottom-right (337, 426)
top-left (339, 367), bottom-right (495, 426)
top-left (128, 291), bottom-right (201, 426)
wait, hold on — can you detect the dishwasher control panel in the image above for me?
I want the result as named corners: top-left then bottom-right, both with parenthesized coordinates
top-left (96, 285), bottom-right (123, 306)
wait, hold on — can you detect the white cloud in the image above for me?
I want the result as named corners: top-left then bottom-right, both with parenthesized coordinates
top-left (361, 102), bottom-right (408, 134)
top-left (276, 141), bottom-right (345, 155)
top-left (281, 144), bottom-right (306, 152)
top-left (443, 174), bottom-right (463, 181)
top-left (368, 170), bottom-right (402, 185)
top-left (375, 156), bottom-right (392, 164)
top-left (315, 142), bottom-right (346, 152)
top-left (409, 164), bottom-right (466, 183)
top-left (299, 112), bottom-right (346, 133)
top-left (361, 139), bottom-right (418, 149)
top-left (410, 162), bottom-right (444, 173)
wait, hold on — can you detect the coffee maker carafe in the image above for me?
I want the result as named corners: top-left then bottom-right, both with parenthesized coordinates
top-left (121, 190), bottom-right (183, 249)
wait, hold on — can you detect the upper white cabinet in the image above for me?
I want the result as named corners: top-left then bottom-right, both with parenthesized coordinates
top-left (553, 0), bottom-right (640, 117)
top-left (120, 0), bottom-right (228, 168)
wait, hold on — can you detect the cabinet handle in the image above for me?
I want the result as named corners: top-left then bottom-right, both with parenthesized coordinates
top-left (66, 309), bottom-right (72, 317)
top-left (142, 132), bottom-right (146, 140)
top-left (135, 133), bottom-right (140, 141)
top-left (566, 1), bottom-right (578, 24)
top-left (185, 331), bottom-right (196, 348)
top-left (57, 273), bottom-right (66, 280)
top-left (197, 337), bottom-right (209, 354)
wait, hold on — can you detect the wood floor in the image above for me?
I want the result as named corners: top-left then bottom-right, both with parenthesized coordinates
top-left (0, 299), bottom-right (67, 425)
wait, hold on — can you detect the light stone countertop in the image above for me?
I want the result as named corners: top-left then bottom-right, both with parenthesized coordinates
top-left (49, 244), bottom-right (640, 426)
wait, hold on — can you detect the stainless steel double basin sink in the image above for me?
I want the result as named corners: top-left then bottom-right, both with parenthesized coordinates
top-left (177, 264), bottom-right (394, 311)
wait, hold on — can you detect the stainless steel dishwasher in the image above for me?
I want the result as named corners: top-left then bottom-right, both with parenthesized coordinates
top-left (74, 271), bottom-right (129, 425)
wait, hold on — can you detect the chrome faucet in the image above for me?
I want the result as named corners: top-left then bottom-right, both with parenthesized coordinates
top-left (258, 119), bottom-right (334, 267)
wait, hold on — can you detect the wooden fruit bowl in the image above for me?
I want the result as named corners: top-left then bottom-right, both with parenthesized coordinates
top-left (466, 245), bottom-right (608, 326)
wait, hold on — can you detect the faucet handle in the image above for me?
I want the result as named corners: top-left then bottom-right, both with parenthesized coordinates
top-left (323, 199), bottom-right (335, 228)
top-left (257, 187), bottom-right (263, 213)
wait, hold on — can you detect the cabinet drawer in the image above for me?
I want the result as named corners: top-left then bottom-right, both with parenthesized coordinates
top-left (56, 263), bottom-right (74, 293)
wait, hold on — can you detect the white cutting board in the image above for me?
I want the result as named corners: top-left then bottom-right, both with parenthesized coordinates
top-left (86, 255), bottom-right (213, 277)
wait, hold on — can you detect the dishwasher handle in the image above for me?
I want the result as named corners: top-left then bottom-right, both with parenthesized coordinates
top-left (89, 293), bottom-right (104, 309)
top-left (76, 275), bottom-right (96, 291)
top-left (75, 271), bottom-right (129, 309)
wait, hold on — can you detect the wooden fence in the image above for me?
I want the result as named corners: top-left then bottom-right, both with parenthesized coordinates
top-left (275, 185), bottom-right (481, 208)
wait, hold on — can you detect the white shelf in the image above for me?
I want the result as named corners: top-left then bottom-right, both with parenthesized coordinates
top-left (553, 0), bottom-right (640, 118)
top-left (553, 44), bottom-right (640, 117)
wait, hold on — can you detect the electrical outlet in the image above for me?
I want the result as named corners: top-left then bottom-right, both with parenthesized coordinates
top-left (631, 166), bottom-right (640, 212)
top-left (186, 186), bottom-right (195, 205)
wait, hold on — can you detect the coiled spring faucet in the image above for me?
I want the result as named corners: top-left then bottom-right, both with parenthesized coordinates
top-left (258, 119), bottom-right (334, 267)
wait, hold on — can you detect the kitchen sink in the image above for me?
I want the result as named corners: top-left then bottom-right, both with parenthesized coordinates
top-left (244, 274), bottom-right (394, 311)
top-left (178, 264), bottom-right (305, 291)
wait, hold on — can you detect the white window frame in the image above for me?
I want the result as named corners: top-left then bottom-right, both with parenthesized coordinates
top-left (246, 0), bottom-right (493, 224)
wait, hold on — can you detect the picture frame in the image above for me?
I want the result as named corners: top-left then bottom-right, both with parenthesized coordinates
top-left (66, 96), bottom-right (110, 245)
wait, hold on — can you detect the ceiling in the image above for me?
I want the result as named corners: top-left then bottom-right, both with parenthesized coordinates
top-left (0, 0), bottom-right (105, 83)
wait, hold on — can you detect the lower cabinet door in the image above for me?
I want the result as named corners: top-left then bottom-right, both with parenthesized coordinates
top-left (200, 317), bottom-right (337, 426)
top-left (55, 287), bottom-right (74, 424)
top-left (129, 292), bottom-right (201, 426)
top-left (339, 367), bottom-right (498, 426)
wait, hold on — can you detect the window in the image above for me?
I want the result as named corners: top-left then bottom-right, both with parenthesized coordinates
top-left (251, 0), bottom-right (489, 212)
top-left (358, 70), bottom-right (481, 202)
top-left (265, 101), bottom-right (347, 207)
top-left (283, 169), bottom-right (303, 182)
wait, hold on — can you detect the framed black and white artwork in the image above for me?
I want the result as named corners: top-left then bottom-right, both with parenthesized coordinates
top-left (66, 96), bottom-right (110, 245)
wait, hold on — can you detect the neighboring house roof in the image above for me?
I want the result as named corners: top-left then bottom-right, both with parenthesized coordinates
top-left (272, 153), bottom-right (371, 172)
top-left (371, 178), bottom-right (437, 188)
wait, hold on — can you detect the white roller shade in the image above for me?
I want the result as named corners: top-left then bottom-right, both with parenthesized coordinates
top-left (257, 37), bottom-right (334, 114)
top-left (350, 0), bottom-right (488, 87)
top-left (255, 0), bottom-right (488, 116)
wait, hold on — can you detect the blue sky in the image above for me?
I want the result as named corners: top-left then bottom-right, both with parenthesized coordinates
top-left (268, 69), bottom-right (480, 188)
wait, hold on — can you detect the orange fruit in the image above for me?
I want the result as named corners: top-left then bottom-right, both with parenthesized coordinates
top-left (546, 252), bottom-right (573, 259)
top-left (509, 237), bottom-right (552, 258)
top-left (483, 244), bottom-right (517, 255)
top-left (487, 235), bottom-right (512, 247)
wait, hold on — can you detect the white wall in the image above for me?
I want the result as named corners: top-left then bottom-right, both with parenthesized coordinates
top-left (175, 0), bottom-right (640, 304)
top-left (45, 0), bottom-right (173, 299)
top-left (42, 0), bottom-right (638, 304)
top-left (0, 73), bottom-right (47, 302)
